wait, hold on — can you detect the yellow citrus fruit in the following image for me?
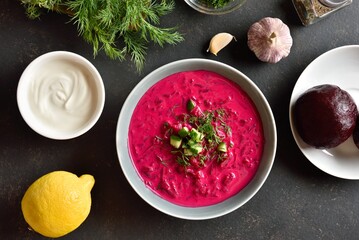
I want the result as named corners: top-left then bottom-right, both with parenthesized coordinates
top-left (21, 171), bottom-right (95, 238)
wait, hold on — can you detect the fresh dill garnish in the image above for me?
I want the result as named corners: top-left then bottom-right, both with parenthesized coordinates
top-left (155, 135), bottom-right (164, 141)
top-left (156, 155), bottom-right (168, 166)
top-left (166, 99), bottom-right (232, 167)
top-left (176, 156), bottom-right (190, 167)
top-left (170, 104), bottom-right (179, 117)
top-left (20, 0), bottom-right (184, 72)
top-left (171, 150), bottom-right (190, 167)
top-left (200, 0), bottom-right (233, 9)
top-left (199, 155), bottom-right (207, 165)
top-left (197, 113), bottom-right (222, 146)
top-left (216, 152), bottom-right (228, 163)
top-left (163, 122), bottom-right (174, 139)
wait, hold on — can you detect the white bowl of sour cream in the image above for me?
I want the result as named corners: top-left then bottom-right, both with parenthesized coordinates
top-left (116, 59), bottom-right (277, 220)
top-left (17, 51), bottom-right (105, 140)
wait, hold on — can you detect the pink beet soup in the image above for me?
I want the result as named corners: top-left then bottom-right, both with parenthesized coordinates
top-left (128, 70), bottom-right (264, 207)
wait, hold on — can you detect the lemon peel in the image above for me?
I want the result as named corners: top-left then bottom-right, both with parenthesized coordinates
top-left (21, 171), bottom-right (95, 238)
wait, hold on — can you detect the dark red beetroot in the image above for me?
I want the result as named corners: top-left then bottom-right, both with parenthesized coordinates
top-left (294, 84), bottom-right (358, 149)
top-left (353, 118), bottom-right (359, 149)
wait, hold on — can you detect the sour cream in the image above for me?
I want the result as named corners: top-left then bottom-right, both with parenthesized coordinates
top-left (28, 60), bottom-right (96, 132)
top-left (18, 51), bottom-right (104, 140)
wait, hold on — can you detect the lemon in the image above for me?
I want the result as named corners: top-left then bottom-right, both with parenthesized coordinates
top-left (21, 171), bottom-right (95, 238)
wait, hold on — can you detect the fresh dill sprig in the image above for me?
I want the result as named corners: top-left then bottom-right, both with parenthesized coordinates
top-left (20, 0), bottom-right (184, 72)
top-left (156, 155), bottom-right (168, 166)
top-left (171, 150), bottom-right (190, 167)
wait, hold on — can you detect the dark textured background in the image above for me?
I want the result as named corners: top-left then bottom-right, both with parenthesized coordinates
top-left (1, 0), bottom-right (359, 239)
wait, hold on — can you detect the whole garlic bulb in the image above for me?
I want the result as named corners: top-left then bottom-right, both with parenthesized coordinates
top-left (247, 17), bottom-right (293, 63)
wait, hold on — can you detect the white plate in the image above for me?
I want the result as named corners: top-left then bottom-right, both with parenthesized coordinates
top-left (289, 45), bottom-right (359, 180)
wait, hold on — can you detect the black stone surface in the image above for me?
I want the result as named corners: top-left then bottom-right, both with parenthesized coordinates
top-left (1, 0), bottom-right (359, 239)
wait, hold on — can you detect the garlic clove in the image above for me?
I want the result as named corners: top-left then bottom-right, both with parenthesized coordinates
top-left (247, 17), bottom-right (293, 63)
top-left (207, 33), bottom-right (236, 56)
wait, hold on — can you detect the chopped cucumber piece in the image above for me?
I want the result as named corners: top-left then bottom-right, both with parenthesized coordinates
top-left (170, 135), bottom-right (182, 149)
top-left (190, 144), bottom-right (203, 155)
top-left (178, 127), bottom-right (189, 138)
top-left (217, 142), bottom-right (227, 152)
top-left (184, 148), bottom-right (194, 156)
top-left (182, 143), bottom-right (189, 149)
top-left (189, 128), bottom-right (204, 142)
top-left (187, 99), bottom-right (196, 112)
top-left (183, 144), bottom-right (203, 156)
top-left (187, 139), bottom-right (196, 146)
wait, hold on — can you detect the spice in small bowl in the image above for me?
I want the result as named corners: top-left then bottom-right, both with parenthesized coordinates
top-left (292, 0), bottom-right (352, 26)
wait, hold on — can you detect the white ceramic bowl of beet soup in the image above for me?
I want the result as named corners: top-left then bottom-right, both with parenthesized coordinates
top-left (116, 59), bottom-right (277, 220)
top-left (17, 51), bottom-right (105, 140)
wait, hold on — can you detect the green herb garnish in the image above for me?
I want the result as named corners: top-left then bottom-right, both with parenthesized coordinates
top-left (217, 142), bottom-right (227, 152)
top-left (187, 99), bottom-right (196, 112)
top-left (20, 0), bottom-right (184, 72)
top-left (165, 99), bottom-right (232, 167)
top-left (156, 155), bottom-right (168, 166)
top-left (170, 135), bottom-right (182, 149)
top-left (178, 127), bottom-right (189, 138)
top-left (201, 0), bottom-right (233, 9)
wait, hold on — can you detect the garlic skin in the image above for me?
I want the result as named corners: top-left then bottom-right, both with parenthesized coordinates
top-left (247, 17), bottom-right (293, 63)
top-left (207, 33), bottom-right (236, 56)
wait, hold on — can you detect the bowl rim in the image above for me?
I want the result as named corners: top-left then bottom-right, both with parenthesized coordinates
top-left (184, 0), bottom-right (247, 15)
top-left (17, 51), bottom-right (105, 140)
top-left (116, 58), bottom-right (277, 220)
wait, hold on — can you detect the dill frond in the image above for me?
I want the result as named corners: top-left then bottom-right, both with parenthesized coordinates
top-left (20, 0), bottom-right (184, 72)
